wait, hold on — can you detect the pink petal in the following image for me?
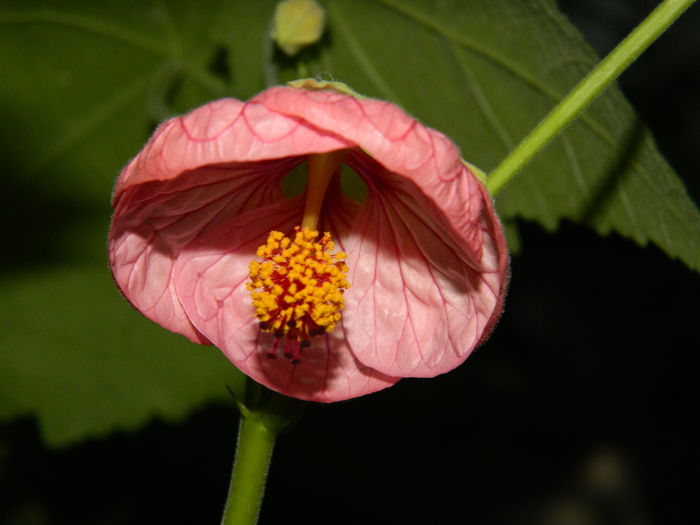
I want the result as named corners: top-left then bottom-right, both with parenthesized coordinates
top-left (109, 86), bottom-right (508, 400)
top-left (171, 197), bottom-right (398, 402)
top-left (109, 94), bottom-right (352, 344)
top-left (112, 98), bottom-right (352, 203)
top-left (109, 159), bottom-right (298, 342)
top-left (343, 153), bottom-right (506, 376)
top-left (257, 88), bottom-right (508, 377)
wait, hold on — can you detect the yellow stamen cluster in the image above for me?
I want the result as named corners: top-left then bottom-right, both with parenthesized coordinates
top-left (246, 227), bottom-right (349, 344)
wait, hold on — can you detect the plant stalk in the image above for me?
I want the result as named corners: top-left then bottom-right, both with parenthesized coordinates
top-left (486, 0), bottom-right (696, 195)
top-left (220, 414), bottom-right (276, 525)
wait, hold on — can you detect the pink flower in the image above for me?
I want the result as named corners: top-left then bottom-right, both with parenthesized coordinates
top-left (108, 81), bottom-right (508, 402)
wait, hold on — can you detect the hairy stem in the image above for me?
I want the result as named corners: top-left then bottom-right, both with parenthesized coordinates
top-left (220, 413), bottom-right (276, 525)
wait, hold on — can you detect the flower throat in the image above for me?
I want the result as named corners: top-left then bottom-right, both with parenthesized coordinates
top-left (246, 151), bottom-right (348, 363)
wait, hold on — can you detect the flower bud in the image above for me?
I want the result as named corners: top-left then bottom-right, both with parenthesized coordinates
top-left (272, 0), bottom-right (326, 56)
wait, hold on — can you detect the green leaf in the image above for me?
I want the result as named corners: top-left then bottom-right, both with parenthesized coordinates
top-left (0, 265), bottom-right (244, 447)
top-left (0, 0), bottom-right (256, 446)
top-left (0, 0), bottom-right (239, 199)
top-left (315, 0), bottom-right (700, 271)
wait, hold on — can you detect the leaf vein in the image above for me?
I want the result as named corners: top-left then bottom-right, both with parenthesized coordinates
top-left (27, 75), bottom-right (153, 174)
top-left (0, 10), bottom-right (167, 56)
top-left (449, 41), bottom-right (515, 151)
top-left (327, 2), bottom-right (403, 104)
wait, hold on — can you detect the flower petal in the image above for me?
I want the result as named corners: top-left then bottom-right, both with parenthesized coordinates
top-left (344, 154), bottom-right (506, 376)
top-left (109, 86), bottom-right (508, 400)
top-left (110, 94), bottom-right (353, 344)
top-left (112, 98), bottom-right (353, 203)
top-left (256, 87), bottom-right (508, 376)
top-left (171, 197), bottom-right (398, 401)
top-left (109, 158), bottom-right (299, 342)
top-left (255, 87), bottom-right (463, 184)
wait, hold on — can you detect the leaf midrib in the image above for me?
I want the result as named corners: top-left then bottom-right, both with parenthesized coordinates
top-left (0, 10), bottom-right (168, 55)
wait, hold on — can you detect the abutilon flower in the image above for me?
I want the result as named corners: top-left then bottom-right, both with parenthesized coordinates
top-left (108, 79), bottom-right (508, 402)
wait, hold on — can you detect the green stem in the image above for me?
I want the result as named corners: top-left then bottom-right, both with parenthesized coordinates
top-left (220, 382), bottom-right (305, 524)
top-left (486, 0), bottom-right (696, 196)
top-left (220, 413), bottom-right (276, 525)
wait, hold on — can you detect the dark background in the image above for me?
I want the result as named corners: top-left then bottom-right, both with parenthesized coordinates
top-left (1, 2), bottom-right (698, 524)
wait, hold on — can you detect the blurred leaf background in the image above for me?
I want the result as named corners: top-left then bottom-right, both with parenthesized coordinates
top-left (1, 0), bottom-right (698, 523)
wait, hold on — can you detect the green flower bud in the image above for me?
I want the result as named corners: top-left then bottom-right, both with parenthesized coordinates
top-left (272, 0), bottom-right (326, 56)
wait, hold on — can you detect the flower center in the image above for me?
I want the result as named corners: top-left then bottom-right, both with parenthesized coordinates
top-left (247, 151), bottom-right (348, 363)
